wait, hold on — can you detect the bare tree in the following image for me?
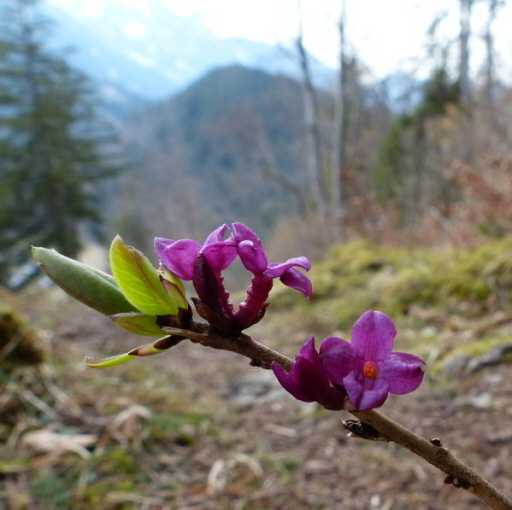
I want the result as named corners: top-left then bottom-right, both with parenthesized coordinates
top-left (484, 0), bottom-right (505, 108)
top-left (331, 0), bottom-right (347, 239)
top-left (426, 11), bottom-right (449, 67)
top-left (459, 0), bottom-right (473, 108)
top-left (296, 0), bottom-right (327, 223)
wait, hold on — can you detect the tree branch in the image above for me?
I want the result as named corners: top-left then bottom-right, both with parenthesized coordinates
top-left (352, 410), bottom-right (512, 510)
top-left (164, 322), bottom-right (512, 510)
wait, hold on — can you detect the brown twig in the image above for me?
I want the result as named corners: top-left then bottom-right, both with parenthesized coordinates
top-left (352, 410), bottom-right (512, 509)
top-left (163, 322), bottom-right (292, 370)
top-left (164, 322), bottom-right (512, 510)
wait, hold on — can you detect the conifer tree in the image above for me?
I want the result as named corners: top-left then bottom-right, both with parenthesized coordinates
top-left (0, 0), bottom-right (120, 284)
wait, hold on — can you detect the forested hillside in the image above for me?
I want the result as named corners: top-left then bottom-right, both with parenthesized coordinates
top-left (116, 66), bottom-right (311, 249)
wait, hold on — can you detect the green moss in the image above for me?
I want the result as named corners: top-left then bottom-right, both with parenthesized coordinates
top-left (282, 458), bottom-right (301, 473)
top-left (436, 337), bottom-right (512, 374)
top-left (382, 265), bottom-right (491, 314)
top-left (261, 455), bottom-right (301, 479)
top-left (446, 337), bottom-right (512, 359)
top-left (0, 307), bottom-right (44, 368)
top-left (30, 469), bottom-right (70, 509)
top-left (81, 484), bottom-right (110, 508)
top-left (148, 411), bottom-right (208, 443)
top-left (90, 447), bottom-right (139, 476)
top-left (266, 236), bottom-right (512, 364)
top-left (330, 289), bottom-right (378, 330)
top-left (0, 458), bottom-right (31, 474)
top-left (273, 237), bottom-right (512, 316)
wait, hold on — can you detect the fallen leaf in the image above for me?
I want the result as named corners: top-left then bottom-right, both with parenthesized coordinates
top-left (22, 427), bottom-right (97, 459)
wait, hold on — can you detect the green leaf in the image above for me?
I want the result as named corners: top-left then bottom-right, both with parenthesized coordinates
top-left (85, 353), bottom-right (136, 369)
top-left (110, 236), bottom-right (179, 316)
top-left (85, 336), bottom-right (180, 368)
top-left (110, 312), bottom-right (165, 337)
top-left (159, 266), bottom-right (186, 297)
top-left (32, 247), bottom-right (137, 315)
top-left (160, 278), bottom-right (188, 310)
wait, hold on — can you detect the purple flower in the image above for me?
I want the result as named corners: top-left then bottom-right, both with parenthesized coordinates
top-left (155, 225), bottom-right (238, 331)
top-left (229, 223), bottom-right (311, 329)
top-left (155, 223), bottom-right (312, 332)
top-left (272, 337), bottom-right (346, 410)
top-left (320, 311), bottom-right (425, 410)
top-left (231, 223), bottom-right (312, 297)
top-left (154, 224), bottom-right (237, 281)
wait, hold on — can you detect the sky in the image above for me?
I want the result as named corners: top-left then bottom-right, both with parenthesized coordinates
top-left (47, 0), bottom-right (512, 81)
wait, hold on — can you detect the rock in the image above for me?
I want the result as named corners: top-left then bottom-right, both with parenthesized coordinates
top-left (222, 371), bottom-right (282, 406)
top-left (440, 392), bottom-right (493, 417)
top-left (465, 344), bottom-right (512, 374)
top-left (443, 354), bottom-right (471, 376)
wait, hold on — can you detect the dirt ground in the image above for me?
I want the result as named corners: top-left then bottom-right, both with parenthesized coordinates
top-left (1, 289), bottom-right (512, 510)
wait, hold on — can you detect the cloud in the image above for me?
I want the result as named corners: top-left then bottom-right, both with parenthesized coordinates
top-left (123, 19), bottom-right (148, 40)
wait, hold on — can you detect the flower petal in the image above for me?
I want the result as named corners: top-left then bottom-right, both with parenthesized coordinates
top-left (265, 256), bottom-right (311, 278)
top-left (279, 268), bottom-right (312, 297)
top-left (379, 352), bottom-right (425, 395)
top-left (293, 356), bottom-right (331, 398)
top-left (202, 242), bottom-right (237, 273)
top-left (159, 239), bottom-right (201, 280)
top-left (237, 240), bottom-right (268, 273)
top-left (154, 237), bottom-right (175, 260)
top-left (343, 371), bottom-right (390, 410)
top-left (204, 224), bottom-right (229, 246)
top-left (322, 386), bottom-right (346, 411)
top-left (231, 222), bottom-right (261, 246)
top-left (272, 359), bottom-right (315, 402)
top-left (232, 223), bottom-right (268, 273)
top-left (299, 336), bottom-right (326, 374)
top-left (272, 338), bottom-right (345, 410)
top-left (274, 357), bottom-right (346, 409)
top-left (320, 337), bottom-right (362, 385)
top-left (299, 336), bottom-right (318, 363)
top-left (351, 311), bottom-right (396, 361)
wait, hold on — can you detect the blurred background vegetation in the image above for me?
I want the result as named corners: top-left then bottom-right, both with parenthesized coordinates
top-left (2, 1), bottom-right (512, 509)
top-left (2, 0), bottom-right (512, 285)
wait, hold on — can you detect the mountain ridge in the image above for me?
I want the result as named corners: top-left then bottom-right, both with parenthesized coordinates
top-left (43, 1), bottom-right (334, 102)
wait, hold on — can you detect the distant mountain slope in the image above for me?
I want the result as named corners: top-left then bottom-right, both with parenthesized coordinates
top-left (43, 1), bottom-right (333, 101)
top-left (118, 65), bottom-right (308, 244)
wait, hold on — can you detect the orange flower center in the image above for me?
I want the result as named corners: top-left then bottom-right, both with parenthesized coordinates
top-left (363, 360), bottom-right (378, 379)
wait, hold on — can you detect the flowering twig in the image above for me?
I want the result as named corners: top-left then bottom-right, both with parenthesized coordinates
top-left (165, 322), bottom-right (512, 510)
top-left (32, 227), bottom-right (512, 509)
top-left (162, 321), bottom-right (292, 370)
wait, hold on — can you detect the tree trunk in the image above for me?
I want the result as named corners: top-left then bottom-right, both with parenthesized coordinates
top-left (331, 1), bottom-right (346, 240)
top-left (484, 0), bottom-right (500, 109)
top-left (295, 14), bottom-right (327, 223)
top-left (459, 0), bottom-right (472, 108)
